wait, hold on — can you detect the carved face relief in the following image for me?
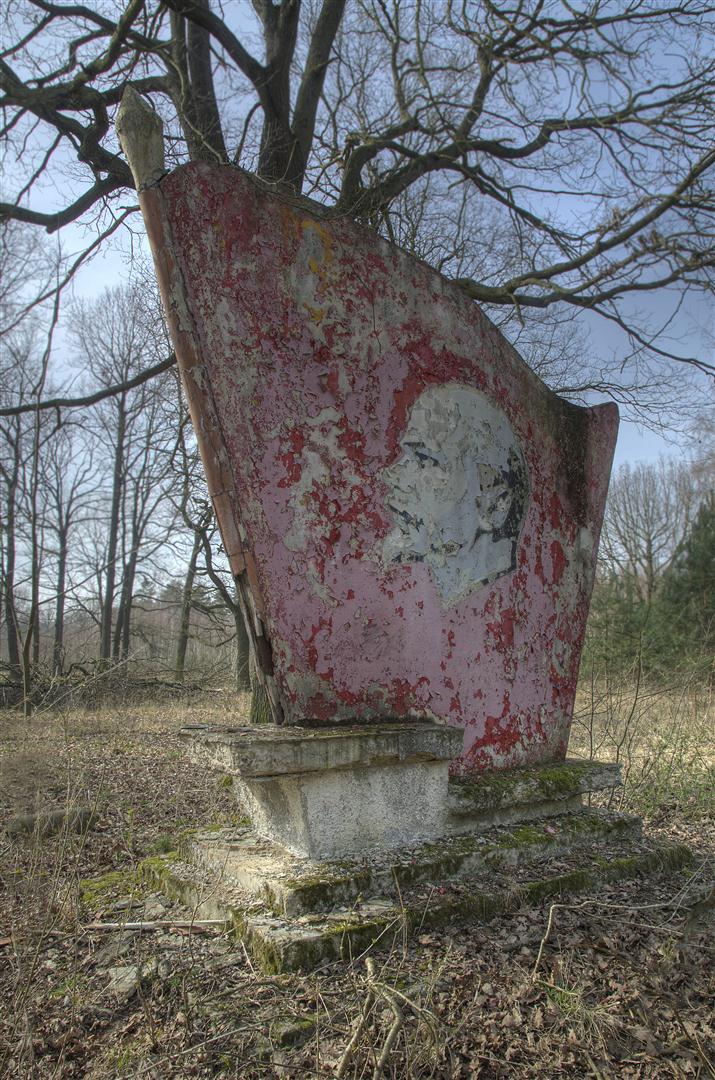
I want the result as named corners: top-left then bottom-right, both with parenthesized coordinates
top-left (382, 384), bottom-right (529, 605)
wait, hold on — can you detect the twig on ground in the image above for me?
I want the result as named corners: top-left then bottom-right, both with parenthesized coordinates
top-left (672, 1004), bottom-right (715, 1078)
top-left (336, 956), bottom-right (438, 1079)
top-left (532, 870), bottom-right (714, 982)
top-left (84, 919), bottom-right (227, 931)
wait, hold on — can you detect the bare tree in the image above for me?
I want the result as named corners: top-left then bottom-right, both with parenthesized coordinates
top-left (599, 458), bottom-right (700, 604)
top-left (70, 285), bottom-right (169, 664)
top-left (0, 0), bottom-right (712, 395)
top-left (43, 426), bottom-right (98, 675)
top-left (171, 408), bottom-right (252, 690)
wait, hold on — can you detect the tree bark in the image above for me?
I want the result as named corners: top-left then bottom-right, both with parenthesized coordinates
top-left (100, 396), bottom-right (126, 664)
top-left (175, 525), bottom-right (202, 684)
top-left (3, 465), bottom-right (21, 679)
top-left (234, 604), bottom-right (251, 692)
top-left (52, 524), bottom-right (68, 676)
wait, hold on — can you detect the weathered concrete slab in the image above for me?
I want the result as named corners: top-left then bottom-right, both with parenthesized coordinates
top-left (185, 808), bottom-right (641, 918)
top-left (241, 759), bottom-right (452, 858)
top-left (447, 758), bottom-right (622, 831)
top-left (138, 161), bottom-right (619, 773)
top-left (144, 825), bottom-right (691, 974)
top-left (180, 721), bottom-right (463, 777)
top-left (182, 721), bottom-right (463, 858)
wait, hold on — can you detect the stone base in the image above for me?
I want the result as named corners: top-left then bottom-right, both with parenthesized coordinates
top-left (181, 724), bottom-right (623, 859)
top-left (181, 722), bottom-right (463, 858)
top-left (165, 747), bottom-right (692, 972)
top-left (143, 810), bottom-right (692, 974)
top-left (446, 758), bottom-right (622, 831)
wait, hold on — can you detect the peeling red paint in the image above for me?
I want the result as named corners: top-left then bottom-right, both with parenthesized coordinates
top-left (139, 162), bottom-right (619, 774)
top-left (550, 540), bottom-right (566, 585)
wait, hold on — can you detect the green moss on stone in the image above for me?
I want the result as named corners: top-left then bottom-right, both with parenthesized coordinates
top-left (525, 868), bottom-right (592, 901)
top-left (269, 1017), bottom-right (316, 1047)
top-left (138, 852), bottom-right (180, 896)
top-left (79, 869), bottom-right (140, 907)
top-left (450, 760), bottom-right (601, 814)
top-left (533, 762), bottom-right (589, 798)
top-left (503, 824), bottom-right (548, 846)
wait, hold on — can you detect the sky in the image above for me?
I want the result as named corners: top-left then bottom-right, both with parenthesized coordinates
top-left (53, 214), bottom-right (710, 474)
top-left (4, 0), bottom-right (711, 474)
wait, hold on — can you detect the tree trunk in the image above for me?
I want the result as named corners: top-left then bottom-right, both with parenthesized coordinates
top-left (113, 551), bottom-right (137, 662)
top-left (235, 605), bottom-right (251, 692)
top-left (3, 472), bottom-right (21, 680)
top-left (100, 398), bottom-right (126, 664)
top-left (21, 598), bottom-right (36, 718)
top-left (175, 527), bottom-right (202, 684)
top-left (30, 523), bottom-right (41, 669)
top-left (112, 569), bottom-right (128, 661)
top-left (52, 524), bottom-right (68, 676)
top-left (121, 558), bottom-right (136, 660)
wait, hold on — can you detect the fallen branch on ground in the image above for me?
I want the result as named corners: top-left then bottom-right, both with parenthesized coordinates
top-left (83, 919), bottom-right (228, 932)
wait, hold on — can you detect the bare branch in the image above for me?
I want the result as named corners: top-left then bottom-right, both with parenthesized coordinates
top-left (0, 355), bottom-right (177, 418)
top-left (0, 177), bottom-right (128, 231)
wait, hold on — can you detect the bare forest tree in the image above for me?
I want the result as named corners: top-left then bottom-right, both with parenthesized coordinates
top-left (0, 272), bottom-right (245, 700)
top-left (0, 0), bottom-right (712, 411)
top-left (1, 2), bottom-right (713, 704)
top-left (584, 444), bottom-right (712, 677)
top-left (599, 458), bottom-right (701, 604)
top-left (171, 412), bottom-right (252, 691)
top-left (42, 426), bottom-right (97, 676)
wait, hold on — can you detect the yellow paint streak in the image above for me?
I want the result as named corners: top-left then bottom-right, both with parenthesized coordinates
top-left (304, 305), bottom-right (326, 324)
top-left (302, 219), bottom-right (333, 280)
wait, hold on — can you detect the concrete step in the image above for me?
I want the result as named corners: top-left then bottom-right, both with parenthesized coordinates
top-left (142, 831), bottom-right (692, 974)
top-left (446, 758), bottom-right (621, 831)
top-left (184, 808), bottom-right (641, 917)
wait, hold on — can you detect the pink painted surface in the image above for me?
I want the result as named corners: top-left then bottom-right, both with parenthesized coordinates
top-left (141, 163), bottom-right (618, 773)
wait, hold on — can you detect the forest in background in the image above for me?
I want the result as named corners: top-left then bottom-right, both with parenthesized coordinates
top-left (1, 0), bottom-right (714, 714)
top-left (2, 262), bottom-right (712, 714)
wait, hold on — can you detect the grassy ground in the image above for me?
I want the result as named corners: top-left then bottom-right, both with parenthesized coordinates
top-left (1, 687), bottom-right (713, 1079)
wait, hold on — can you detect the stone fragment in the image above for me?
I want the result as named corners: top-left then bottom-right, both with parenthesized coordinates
top-left (269, 1016), bottom-right (316, 1047)
top-left (141, 896), bottom-right (168, 920)
top-left (105, 965), bottom-right (140, 1002)
top-left (4, 806), bottom-right (96, 838)
top-left (105, 957), bottom-right (160, 1002)
top-left (92, 933), bottom-right (135, 968)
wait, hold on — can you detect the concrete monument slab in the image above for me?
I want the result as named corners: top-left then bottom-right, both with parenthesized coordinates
top-left (120, 91), bottom-right (619, 772)
top-left (116, 94), bottom-right (690, 975)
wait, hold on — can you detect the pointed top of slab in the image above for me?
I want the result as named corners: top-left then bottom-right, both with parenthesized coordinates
top-left (116, 86), bottom-right (165, 190)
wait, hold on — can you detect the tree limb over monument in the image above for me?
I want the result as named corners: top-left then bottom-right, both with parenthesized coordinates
top-left (0, 0), bottom-right (713, 396)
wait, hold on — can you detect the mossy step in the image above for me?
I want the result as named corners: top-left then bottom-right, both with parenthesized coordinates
top-left (186, 809), bottom-right (641, 918)
top-left (447, 759), bottom-right (621, 820)
top-left (141, 839), bottom-right (692, 974)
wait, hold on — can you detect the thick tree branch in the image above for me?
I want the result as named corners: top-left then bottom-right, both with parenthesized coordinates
top-left (0, 177), bottom-right (128, 231)
top-left (0, 355), bottom-right (177, 418)
top-left (185, 0), bottom-right (227, 161)
top-left (292, 0), bottom-right (346, 175)
top-left (162, 0), bottom-right (267, 102)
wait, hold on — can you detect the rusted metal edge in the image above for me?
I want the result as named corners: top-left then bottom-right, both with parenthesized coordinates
top-left (138, 182), bottom-right (285, 724)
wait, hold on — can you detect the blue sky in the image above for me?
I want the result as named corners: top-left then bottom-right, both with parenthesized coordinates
top-left (53, 212), bottom-right (709, 472)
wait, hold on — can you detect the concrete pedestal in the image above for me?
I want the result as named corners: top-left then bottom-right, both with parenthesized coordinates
top-left (181, 722), bottom-right (464, 858)
top-left (148, 748), bottom-right (692, 973)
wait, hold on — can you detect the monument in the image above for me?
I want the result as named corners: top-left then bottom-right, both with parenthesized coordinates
top-left (117, 91), bottom-right (691, 971)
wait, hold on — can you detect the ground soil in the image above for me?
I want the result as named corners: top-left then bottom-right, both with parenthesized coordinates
top-left (1, 699), bottom-right (713, 1078)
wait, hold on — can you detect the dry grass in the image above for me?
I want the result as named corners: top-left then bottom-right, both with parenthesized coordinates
top-left (572, 679), bottom-right (715, 821)
top-left (0, 686), bottom-right (713, 1078)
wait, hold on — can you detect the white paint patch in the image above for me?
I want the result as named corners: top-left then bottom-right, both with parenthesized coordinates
top-left (382, 384), bottom-right (529, 606)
